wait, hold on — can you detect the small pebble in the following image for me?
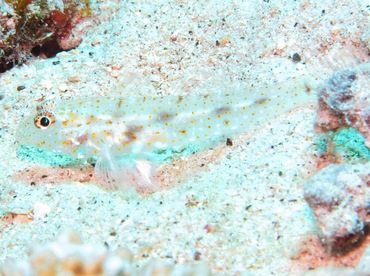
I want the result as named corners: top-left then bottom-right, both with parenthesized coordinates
top-left (276, 38), bottom-right (286, 50)
top-left (40, 80), bottom-right (53, 90)
top-left (292, 53), bottom-right (301, 63)
top-left (59, 83), bottom-right (68, 92)
top-left (33, 201), bottom-right (51, 219)
top-left (68, 75), bottom-right (81, 83)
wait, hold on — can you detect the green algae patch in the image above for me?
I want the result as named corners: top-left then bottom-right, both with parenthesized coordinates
top-left (333, 128), bottom-right (370, 161)
top-left (315, 128), bottom-right (370, 163)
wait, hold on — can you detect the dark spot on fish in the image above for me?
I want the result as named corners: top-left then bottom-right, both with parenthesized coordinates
top-left (157, 112), bottom-right (174, 122)
top-left (77, 134), bottom-right (88, 144)
top-left (255, 98), bottom-right (268, 105)
top-left (215, 106), bottom-right (231, 115)
top-left (179, 129), bottom-right (187, 134)
top-left (128, 125), bottom-right (142, 133)
top-left (177, 96), bottom-right (184, 103)
top-left (122, 125), bottom-right (142, 143)
top-left (117, 98), bottom-right (123, 109)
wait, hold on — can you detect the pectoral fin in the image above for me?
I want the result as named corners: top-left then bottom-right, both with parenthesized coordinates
top-left (94, 146), bottom-right (158, 195)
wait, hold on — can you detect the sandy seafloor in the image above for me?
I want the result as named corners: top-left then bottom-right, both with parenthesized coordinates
top-left (0, 0), bottom-right (369, 275)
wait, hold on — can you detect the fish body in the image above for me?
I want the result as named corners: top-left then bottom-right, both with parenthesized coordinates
top-left (17, 79), bottom-right (314, 193)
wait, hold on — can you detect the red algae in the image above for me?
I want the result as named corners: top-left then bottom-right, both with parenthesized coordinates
top-left (0, 0), bottom-right (92, 73)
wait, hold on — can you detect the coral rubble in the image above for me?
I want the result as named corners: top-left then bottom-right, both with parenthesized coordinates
top-left (315, 63), bottom-right (370, 147)
top-left (0, 0), bottom-right (92, 73)
top-left (0, 230), bottom-right (211, 275)
top-left (307, 62), bottom-right (370, 251)
top-left (304, 163), bottom-right (370, 250)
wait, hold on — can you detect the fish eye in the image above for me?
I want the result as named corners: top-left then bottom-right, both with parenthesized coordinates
top-left (40, 117), bottom-right (50, 127)
top-left (34, 112), bottom-right (55, 129)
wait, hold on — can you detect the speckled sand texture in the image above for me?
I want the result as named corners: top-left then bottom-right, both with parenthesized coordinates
top-left (0, 0), bottom-right (369, 275)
